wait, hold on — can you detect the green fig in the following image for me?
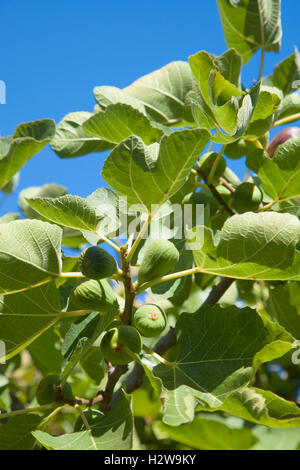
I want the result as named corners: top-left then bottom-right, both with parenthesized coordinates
top-left (137, 239), bottom-right (179, 286)
top-left (215, 185), bottom-right (232, 203)
top-left (100, 325), bottom-right (142, 365)
top-left (233, 183), bottom-right (263, 213)
top-left (198, 151), bottom-right (226, 183)
top-left (36, 374), bottom-right (73, 405)
top-left (133, 304), bottom-right (167, 337)
top-left (79, 246), bottom-right (118, 280)
top-left (69, 278), bottom-right (118, 312)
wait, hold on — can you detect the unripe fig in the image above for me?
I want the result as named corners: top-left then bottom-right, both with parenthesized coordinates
top-left (267, 127), bottom-right (300, 157)
top-left (133, 304), bottom-right (167, 337)
top-left (79, 246), bottom-right (118, 280)
top-left (100, 325), bottom-right (142, 365)
top-left (233, 183), bottom-right (263, 213)
top-left (137, 239), bottom-right (179, 285)
top-left (198, 151), bottom-right (226, 183)
top-left (36, 374), bottom-right (73, 405)
top-left (69, 278), bottom-right (118, 312)
top-left (215, 185), bottom-right (232, 203)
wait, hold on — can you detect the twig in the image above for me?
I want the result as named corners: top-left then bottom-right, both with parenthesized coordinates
top-left (119, 246), bottom-right (136, 325)
top-left (100, 364), bottom-right (129, 412)
top-left (200, 277), bottom-right (234, 307)
top-left (196, 165), bottom-right (234, 216)
top-left (219, 177), bottom-right (235, 193)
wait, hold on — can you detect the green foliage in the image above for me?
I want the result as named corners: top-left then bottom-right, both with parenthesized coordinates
top-left (1, 0), bottom-right (300, 451)
top-left (217, 0), bottom-right (282, 64)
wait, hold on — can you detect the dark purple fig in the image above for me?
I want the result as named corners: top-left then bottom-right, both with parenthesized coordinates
top-left (267, 127), bottom-right (300, 158)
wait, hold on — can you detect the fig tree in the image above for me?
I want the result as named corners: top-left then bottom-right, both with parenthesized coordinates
top-left (133, 304), bottom-right (167, 337)
top-left (100, 325), bottom-right (142, 365)
top-left (79, 246), bottom-right (118, 280)
top-left (267, 127), bottom-right (300, 157)
top-left (137, 239), bottom-right (179, 285)
top-left (233, 183), bottom-right (263, 213)
top-left (36, 374), bottom-right (73, 405)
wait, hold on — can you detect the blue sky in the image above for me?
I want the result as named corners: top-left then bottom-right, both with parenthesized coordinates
top-left (0, 0), bottom-right (299, 219)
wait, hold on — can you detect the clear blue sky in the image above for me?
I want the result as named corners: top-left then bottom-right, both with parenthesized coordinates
top-left (0, 0), bottom-right (299, 219)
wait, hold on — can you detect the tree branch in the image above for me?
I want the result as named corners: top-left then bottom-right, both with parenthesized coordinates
top-left (119, 246), bottom-right (136, 325)
top-left (196, 165), bottom-right (234, 216)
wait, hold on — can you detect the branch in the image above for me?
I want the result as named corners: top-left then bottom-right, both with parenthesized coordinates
top-left (100, 364), bottom-right (129, 412)
top-left (54, 363), bottom-right (129, 411)
top-left (119, 246), bottom-right (136, 325)
top-left (201, 277), bottom-right (234, 307)
top-left (196, 165), bottom-right (234, 216)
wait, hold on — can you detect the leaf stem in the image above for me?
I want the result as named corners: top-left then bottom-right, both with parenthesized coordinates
top-left (0, 403), bottom-right (56, 421)
top-left (142, 344), bottom-right (174, 366)
top-left (258, 48), bottom-right (265, 81)
top-left (207, 144), bottom-right (226, 185)
top-left (273, 113), bottom-right (300, 128)
top-left (196, 164), bottom-right (234, 216)
top-left (95, 231), bottom-right (121, 252)
top-left (59, 271), bottom-right (123, 282)
top-left (59, 272), bottom-right (84, 278)
top-left (257, 198), bottom-right (279, 212)
top-left (135, 267), bottom-right (201, 295)
top-left (126, 213), bottom-right (152, 263)
top-left (75, 404), bottom-right (92, 431)
top-left (243, 168), bottom-right (250, 182)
